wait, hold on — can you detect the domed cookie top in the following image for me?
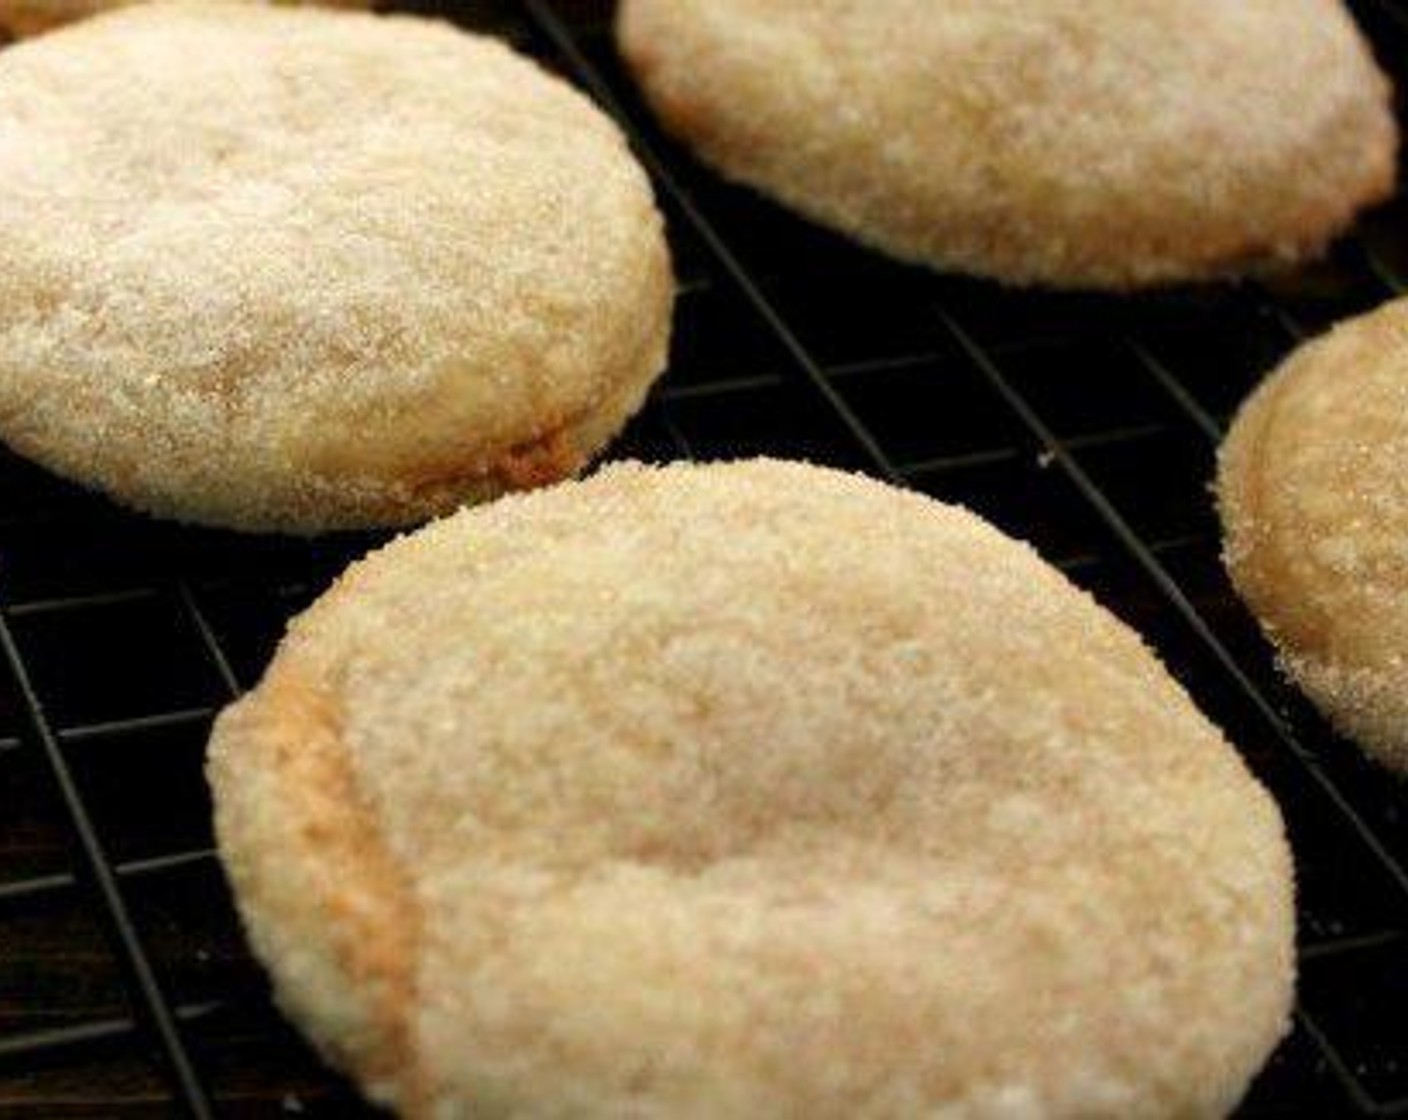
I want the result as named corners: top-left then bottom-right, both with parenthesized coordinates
top-left (0, 2), bottom-right (672, 531)
top-left (1220, 299), bottom-right (1408, 770)
top-left (618, 0), bottom-right (1395, 289)
top-left (210, 458), bottom-right (1294, 1117)
top-left (0, 0), bottom-right (367, 39)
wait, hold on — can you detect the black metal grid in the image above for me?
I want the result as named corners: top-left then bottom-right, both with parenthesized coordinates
top-left (3, 0), bottom-right (1408, 1113)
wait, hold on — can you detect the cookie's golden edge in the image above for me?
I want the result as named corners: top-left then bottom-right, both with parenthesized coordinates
top-left (210, 649), bottom-right (427, 1114)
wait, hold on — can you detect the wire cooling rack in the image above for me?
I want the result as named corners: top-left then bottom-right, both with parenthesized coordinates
top-left (3, 0), bottom-right (1408, 1114)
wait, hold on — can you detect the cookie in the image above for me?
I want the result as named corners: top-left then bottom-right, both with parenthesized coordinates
top-left (1219, 299), bottom-right (1408, 770)
top-left (0, 2), bottom-right (672, 531)
top-left (210, 458), bottom-right (1294, 1117)
top-left (618, 0), bottom-right (1395, 289)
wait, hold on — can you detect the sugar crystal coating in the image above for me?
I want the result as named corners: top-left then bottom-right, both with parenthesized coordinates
top-left (0, 0), bottom-right (369, 39)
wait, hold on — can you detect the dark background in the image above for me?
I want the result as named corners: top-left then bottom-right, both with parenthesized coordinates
top-left (2, 0), bottom-right (1408, 1114)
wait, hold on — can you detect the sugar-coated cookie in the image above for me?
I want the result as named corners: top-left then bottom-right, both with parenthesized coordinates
top-left (1220, 299), bottom-right (1408, 770)
top-left (0, 3), bottom-right (672, 531)
top-left (619, 0), bottom-right (1395, 289)
top-left (211, 458), bottom-right (1294, 1117)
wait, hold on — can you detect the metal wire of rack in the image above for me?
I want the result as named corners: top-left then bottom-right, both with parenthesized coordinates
top-left (2, 0), bottom-right (1408, 1114)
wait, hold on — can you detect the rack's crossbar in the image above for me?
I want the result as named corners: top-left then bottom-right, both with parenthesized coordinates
top-left (0, 609), bottom-right (214, 1117)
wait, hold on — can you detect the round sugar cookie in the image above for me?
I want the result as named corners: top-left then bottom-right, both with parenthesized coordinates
top-left (209, 458), bottom-right (1294, 1117)
top-left (0, 2), bottom-right (672, 531)
top-left (1219, 299), bottom-right (1408, 771)
top-left (617, 0), bottom-right (1396, 289)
